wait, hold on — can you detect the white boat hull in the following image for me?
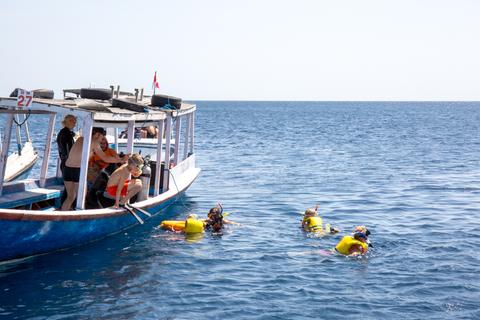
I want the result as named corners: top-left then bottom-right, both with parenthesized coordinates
top-left (4, 142), bottom-right (38, 182)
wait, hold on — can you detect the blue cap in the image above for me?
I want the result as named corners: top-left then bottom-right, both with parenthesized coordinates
top-left (354, 232), bottom-right (367, 240)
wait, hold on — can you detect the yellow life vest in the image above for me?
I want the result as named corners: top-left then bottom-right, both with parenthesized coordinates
top-left (335, 235), bottom-right (368, 255)
top-left (303, 216), bottom-right (323, 232)
top-left (184, 218), bottom-right (204, 234)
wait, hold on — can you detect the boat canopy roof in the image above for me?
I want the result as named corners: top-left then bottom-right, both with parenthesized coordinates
top-left (0, 94), bottom-right (195, 126)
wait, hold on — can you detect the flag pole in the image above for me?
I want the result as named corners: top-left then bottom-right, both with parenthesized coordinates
top-left (153, 71), bottom-right (157, 95)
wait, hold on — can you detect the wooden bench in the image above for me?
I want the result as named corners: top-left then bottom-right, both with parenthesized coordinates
top-left (0, 187), bottom-right (62, 209)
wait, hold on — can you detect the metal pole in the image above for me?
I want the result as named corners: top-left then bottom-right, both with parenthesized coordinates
top-left (189, 111), bottom-right (195, 155)
top-left (154, 119), bottom-right (164, 196)
top-left (183, 113), bottom-right (191, 160)
top-left (14, 115), bottom-right (22, 154)
top-left (0, 114), bottom-right (14, 196)
top-left (163, 114), bottom-right (172, 192)
top-left (114, 128), bottom-right (119, 153)
top-left (75, 116), bottom-right (93, 210)
top-left (40, 113), bottom-right (56, 187)
top-left (24, 114), bottom-right (31, 142)
top-left (173, 115), bottom-right (181, 165)
top-left (126, 121), bottom-right (135, 155)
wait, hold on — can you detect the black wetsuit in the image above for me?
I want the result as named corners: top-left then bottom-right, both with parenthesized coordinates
top-left (56, 127), bottom-right (75, 177)
top-left (205, 215), bottom-right (224, 232)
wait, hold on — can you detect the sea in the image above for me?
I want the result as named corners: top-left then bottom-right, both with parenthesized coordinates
top-left (0, 101), bottom-right (479, 319)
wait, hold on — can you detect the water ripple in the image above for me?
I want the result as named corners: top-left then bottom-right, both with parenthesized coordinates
top-left (1, 102), bottom-right (480, 319)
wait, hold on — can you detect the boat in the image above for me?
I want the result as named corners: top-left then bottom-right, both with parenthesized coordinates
top-left (0, 111), bottom-right (38, 181)
top-left (1, 116), bottom-right (39, 182)
top-left (0, 87), bottom-right (200, 262)
top-left (4, 141), bottom-right (38, 181)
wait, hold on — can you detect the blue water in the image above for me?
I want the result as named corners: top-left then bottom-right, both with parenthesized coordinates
top-left (1, 101), bottom-right (480, 319)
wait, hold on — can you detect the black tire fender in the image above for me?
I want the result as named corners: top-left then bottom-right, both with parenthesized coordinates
top-left (33, 89), bottom-right (54, 99)
top-left (80, 88), bottom-right (112, 100)
top-left (10, 88), bottom-right (54, 99)
top-left (151, 94), bottom-right (182, 109)
top-left (112, 98), bottom-right (147, 113)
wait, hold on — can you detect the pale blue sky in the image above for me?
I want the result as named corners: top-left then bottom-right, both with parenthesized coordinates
top-left (1, 0), bottom-right (479, 100)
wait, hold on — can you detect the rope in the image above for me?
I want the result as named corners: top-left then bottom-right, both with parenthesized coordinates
top-left (13, 110), bottom-right (31, 127)
top-left (160, 102), bottom-right (176, 110)
top-left (168, 168), bottom-right (190, 211)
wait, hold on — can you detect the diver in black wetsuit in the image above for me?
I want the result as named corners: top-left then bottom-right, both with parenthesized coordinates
top-left (204, 205), bottom-right (224, 232)
top-left (56, 115), bottom-right (76, 177)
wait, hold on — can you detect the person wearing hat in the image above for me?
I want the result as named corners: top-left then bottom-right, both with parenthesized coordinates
top-left (301, 205), bottom-right (340, 235)
top-left (334, 226), bottom-right (372, 256)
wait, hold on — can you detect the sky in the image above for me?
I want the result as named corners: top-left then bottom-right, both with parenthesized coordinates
top-left (1, 0), bottom-right (479, 101)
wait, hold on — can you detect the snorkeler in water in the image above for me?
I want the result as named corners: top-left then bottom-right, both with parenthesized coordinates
top-left (203, 203), bottom-right (239, 232)
top-left (301, 205), bottom-right (340, 235)
top-left (204, 204), bottom-right (225, 232)
top-left (160, 203), bottom-right (237, 234)
top-left (334, 225), bottom-right (372, 256)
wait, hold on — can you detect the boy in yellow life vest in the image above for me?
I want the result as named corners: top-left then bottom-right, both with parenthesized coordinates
top-left (301, 206), bottom-right (340, 235)
top-left (335, 226), bottom-right (372, 256)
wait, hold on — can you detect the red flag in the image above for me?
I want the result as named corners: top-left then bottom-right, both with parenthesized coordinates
top-left (152, 71), bottom-right (159, 92)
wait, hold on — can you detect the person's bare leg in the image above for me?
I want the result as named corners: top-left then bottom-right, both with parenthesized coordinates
top-left (122, 180), bottom-right (142, 204)
top-left (61, 181), bottom-right (78, 210)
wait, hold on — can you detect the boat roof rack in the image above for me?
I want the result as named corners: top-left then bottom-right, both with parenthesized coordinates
top-left (63, 88), bottom-right (136, 98)
top-left (0, 95), bottom-right (195, 125)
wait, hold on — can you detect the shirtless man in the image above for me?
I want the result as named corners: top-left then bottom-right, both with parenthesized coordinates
top-left (106, 153), bottom-right (143, 208)
top-left (61, 127), bottom-right (127, 211)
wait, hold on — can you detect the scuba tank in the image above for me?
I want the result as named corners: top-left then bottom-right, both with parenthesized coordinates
top-left (137, 155), bottom-right (151, 201)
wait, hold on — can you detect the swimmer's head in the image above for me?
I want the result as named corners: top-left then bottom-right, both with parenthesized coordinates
top-left (353, 232), bottom-right (367, 241)
top-left (354, 225), bottom-right (371, 237)
top-left (304, 208), bottom-right (317, 217)
top-left (187, 213), bottom-right (198, 220)
top-left (208, 207), bottom-right (221, 219)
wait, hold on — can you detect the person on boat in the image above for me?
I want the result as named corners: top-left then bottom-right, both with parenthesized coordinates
top-left (106, 153), bottom-right (143, 209)
top-left (87, 136), bottom-right (121, 184)
top-left (301, 206), bottom-right (340, 235)
top-left (334, 226), bottom-right (372, 256)
top-left (56, 114), bottom-right (76, 177)
top-left (119, 127), bottom-right (147, 139)
top-left (61, 127), bottom-right (127, 211)
top-left (145, 126), bottom-right (158, 138)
